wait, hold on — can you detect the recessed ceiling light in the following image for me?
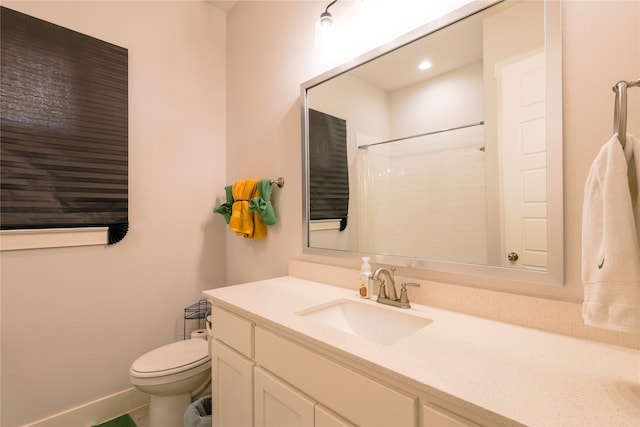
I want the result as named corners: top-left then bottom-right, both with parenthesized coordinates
top-left (418, 60), bottom-right (432, 70)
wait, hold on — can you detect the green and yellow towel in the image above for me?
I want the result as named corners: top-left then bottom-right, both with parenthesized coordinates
top-left (214, 178), bottom-right (277, 239)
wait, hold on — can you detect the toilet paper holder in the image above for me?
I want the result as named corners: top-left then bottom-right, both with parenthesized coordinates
top-left (183, 299), bottom-right (211, 340)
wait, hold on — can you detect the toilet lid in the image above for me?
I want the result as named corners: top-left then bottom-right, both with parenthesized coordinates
top-left (131, 339), bottom-right (209, 376)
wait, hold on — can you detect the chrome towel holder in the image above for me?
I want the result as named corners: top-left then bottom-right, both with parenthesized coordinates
top-left (270, 177), bottom-right (285, 188)
top-left (613, 78), bottom-right (640, 148)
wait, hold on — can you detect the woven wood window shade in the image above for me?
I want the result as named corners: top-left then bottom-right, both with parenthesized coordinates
top-left (308, 109), bottom-right (349, 231)
top-left (0, 7), bottom-right (129, 244)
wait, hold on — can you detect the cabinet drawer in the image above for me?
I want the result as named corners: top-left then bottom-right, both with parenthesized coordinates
top-left (212, 306), bottom-right (253, 358)
top-left (255, 327), bottom-right (416, 427)
top-left (423, 404), bottom-right (482, 427)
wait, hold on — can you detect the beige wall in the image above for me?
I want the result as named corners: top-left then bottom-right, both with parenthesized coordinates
top-left (224, 0), bottom-right (484, 285)
top-left (0, 2), bottom-right (227, 426)
top-left (225, 0), bottom-right (639, 314)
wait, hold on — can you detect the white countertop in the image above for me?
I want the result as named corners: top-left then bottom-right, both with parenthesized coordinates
top-left (203, 276), bottom-right (640, 426)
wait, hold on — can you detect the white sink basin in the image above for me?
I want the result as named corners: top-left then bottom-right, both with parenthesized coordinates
top-left (297, 299), bottom-right (432, 345)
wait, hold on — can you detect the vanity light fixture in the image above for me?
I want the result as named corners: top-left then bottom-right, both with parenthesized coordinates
top-left (315, 0), bottom-right (338, 50)
top-left (320, 0), bottom-right (338, 28)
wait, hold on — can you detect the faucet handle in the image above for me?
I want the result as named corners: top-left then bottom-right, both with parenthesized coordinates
top-left (401, 282), bottom-right (420, 289)
top-left (376, 278), bottom-right (388, 300)
top-left (398, 282), bottom-right (420, 304)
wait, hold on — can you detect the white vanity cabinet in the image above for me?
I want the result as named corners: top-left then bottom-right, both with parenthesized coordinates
top-left (211, 305), bottom-right (417, 427)
top-left (210, 303), bottom-right (490, 427)
top-left (205, 277), bottom-right (640, 427)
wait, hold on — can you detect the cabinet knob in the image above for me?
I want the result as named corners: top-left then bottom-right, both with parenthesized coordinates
top-left (507, 252), bottom-right (519, 261)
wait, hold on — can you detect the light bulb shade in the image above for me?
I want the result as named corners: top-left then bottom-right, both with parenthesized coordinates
top-left (315, 14), bottom-right (336, 50)
top-left (320, 11), bottom-right (333, 27)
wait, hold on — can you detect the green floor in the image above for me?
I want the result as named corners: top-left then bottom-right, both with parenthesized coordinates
top-left (92, 413), bottom-right (137, 427)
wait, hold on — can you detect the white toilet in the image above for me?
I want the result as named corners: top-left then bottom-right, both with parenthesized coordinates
top-left (130, 338), bottom-right (211, 427)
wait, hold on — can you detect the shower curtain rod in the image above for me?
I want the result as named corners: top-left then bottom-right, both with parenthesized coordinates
top-left (357, 121), bottom-right (485, 150)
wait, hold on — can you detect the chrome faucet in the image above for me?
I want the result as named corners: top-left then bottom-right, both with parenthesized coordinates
top-left (372, 267), bottom-right (397, 301)
top-left (371, 267), bottom-right (421, 309)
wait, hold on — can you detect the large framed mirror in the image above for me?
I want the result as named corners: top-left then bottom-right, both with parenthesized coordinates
top-left (302, 0), bottom-right (563, 286)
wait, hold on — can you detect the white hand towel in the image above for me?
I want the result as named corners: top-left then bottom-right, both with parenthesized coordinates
top-left (582, 133), bottom-right (640, 334)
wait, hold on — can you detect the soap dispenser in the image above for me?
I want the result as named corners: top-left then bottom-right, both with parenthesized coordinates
top-left (359, 257), bottom-right (372, 299)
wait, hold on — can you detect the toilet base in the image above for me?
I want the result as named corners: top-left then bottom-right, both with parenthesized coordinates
top-left (148, 393), bottom-right (191, 427)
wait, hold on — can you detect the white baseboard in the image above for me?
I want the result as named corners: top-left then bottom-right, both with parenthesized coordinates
top-left (23, 387), bottom-right (149, 427)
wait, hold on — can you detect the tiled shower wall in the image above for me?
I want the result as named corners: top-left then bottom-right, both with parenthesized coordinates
top-left (358, 124), bottom-right (488, 264)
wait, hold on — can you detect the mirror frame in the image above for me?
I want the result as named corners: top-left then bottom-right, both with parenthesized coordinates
top-left (301, 0), bottom-right (563, 287)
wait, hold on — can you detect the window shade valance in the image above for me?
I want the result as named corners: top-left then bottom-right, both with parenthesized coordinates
top-left (0, 7), bottom-right (129, 244)
top-left (308, 109), bottom-right (349, 231)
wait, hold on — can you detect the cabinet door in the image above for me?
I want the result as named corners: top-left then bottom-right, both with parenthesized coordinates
top-left (254, 367), bottom-right (315, 427)
top-left (316, 405), bottom-right (356, 427)
top-left (212, 340), bottom-right (254, 427)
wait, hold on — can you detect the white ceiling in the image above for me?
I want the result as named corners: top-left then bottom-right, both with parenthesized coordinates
top-left (350, 11), bottom-right (484, 93)
top-left (206, 1), bottom-right (483, 93)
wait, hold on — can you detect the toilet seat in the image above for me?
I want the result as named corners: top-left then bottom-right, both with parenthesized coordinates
top-left (130, 339), bottom-right (209, 378)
